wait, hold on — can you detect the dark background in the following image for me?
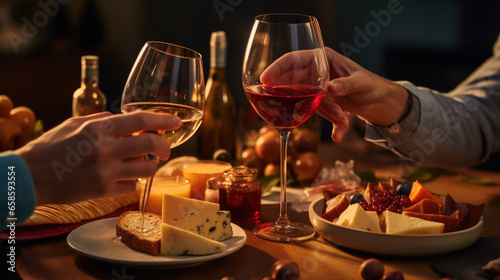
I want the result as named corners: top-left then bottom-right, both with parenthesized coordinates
top-left (0, 0), bottom-right (499, 158)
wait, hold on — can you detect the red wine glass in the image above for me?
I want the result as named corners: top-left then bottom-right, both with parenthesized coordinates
top-left (242, 14), bottom-right (329, 242)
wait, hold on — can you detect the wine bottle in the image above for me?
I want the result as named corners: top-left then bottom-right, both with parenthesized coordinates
top-left (197, 31), bottom-right (237, 160)
top-left (72, 55), bottom-right (107, 116)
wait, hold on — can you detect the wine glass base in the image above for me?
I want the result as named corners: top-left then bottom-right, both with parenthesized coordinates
top-left (253, 222), bottom-right (315, 242)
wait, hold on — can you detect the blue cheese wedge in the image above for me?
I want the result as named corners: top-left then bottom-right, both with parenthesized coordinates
top-left (161, 223), bottom-right (226, 256)
top-left (162, 194), bottom-right (233, 241)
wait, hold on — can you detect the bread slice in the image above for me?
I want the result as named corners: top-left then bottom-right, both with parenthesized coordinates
top-left (116, 211), bottom-right (162, 255)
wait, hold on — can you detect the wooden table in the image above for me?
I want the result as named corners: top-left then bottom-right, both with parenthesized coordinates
top-left (5, 164), bottom-right (500, 280)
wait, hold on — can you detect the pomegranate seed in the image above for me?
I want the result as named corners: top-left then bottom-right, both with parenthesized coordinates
top-left (361, 189), bottom-right (412, 215)
top-left (388, 204), bottom-right (397, 212)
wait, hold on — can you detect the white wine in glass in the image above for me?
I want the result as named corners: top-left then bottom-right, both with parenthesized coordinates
top-left (121, 102), bottom-right (203, 148)
top-left (242, 14), bottom-right (329, 242)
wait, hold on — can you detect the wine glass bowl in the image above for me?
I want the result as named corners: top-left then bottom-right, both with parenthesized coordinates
top-left (122, 42), bottom-right (204, 148)
top-left (242, 14), bottom-right (329, 242)
top-left (244, 84), bottom-right (326, 131)
top-left (121, 42), bottom-right (205, 229)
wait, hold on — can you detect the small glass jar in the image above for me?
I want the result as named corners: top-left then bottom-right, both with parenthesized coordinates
top-left (218, 166), bottom-right (261, 220)
top-left (205, 177), bottom-right (220, 203)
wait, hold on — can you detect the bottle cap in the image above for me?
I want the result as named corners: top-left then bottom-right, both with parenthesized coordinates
top-left (210, 31), bottom-right (227, 68)
top-left (206, 177), bottom-right (220, 190)
top-left (81, 55), bottom-right (99, 69)
top-left (81, 55), bottom-right (99, 85)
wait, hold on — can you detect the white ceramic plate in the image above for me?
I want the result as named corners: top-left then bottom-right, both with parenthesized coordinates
top-left (309, 197), bottom-right (483, 256)
top-left (67, 218), bottom-right (247, 268)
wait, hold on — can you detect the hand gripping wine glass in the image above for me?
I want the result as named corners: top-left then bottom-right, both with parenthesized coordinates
top-left (121, 42), bottom-right (205, 230)
top-left (243, 14), bottom-right (329, 242)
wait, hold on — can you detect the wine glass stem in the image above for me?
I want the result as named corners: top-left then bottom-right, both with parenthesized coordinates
top-left (140, 154), bottom-right (157, 231)
top-left (276, 131), bottom-right (291, 227)
top-left (140, 175), bottom-right (153, 231)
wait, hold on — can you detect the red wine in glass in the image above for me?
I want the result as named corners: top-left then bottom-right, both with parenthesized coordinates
top-left (245, 84), bottom-right (326, 131)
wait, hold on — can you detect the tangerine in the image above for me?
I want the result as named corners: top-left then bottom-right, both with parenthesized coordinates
top-left (263, 162), bottom-right (280, 176)
top-left (290, 128), bottom-right (318, 155)
top-left (255, 130), bottom-right (280, 163)
top-left (9, 106), bottom-right (36, 132)
top-left (0, 118), bottom-right (22, 149)
top-left (292, 152), bottom-right (322, 182)
top-left (0, 95), bottom-right (13, 118)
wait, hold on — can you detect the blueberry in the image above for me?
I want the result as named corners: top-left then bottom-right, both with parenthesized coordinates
top-left (350, 193), bottom-right (365, 204)
top-left (396, 182), bottom-right (412, 196)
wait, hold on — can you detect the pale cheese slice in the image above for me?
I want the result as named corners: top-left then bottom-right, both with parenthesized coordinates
top-left (160, 223), bottom-right (226, 256)
top-left (384, 210), bottom-right (445, 234)
top-left (365, 210), bottom-right (380, 230)
top-left (336, 204), bottom-right (382, 233)
top-left (162, 194), bottom-right (233, 241)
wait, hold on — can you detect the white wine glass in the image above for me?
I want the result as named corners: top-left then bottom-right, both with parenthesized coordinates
top-left (242, 14), bottom-right (329, 242)
top-left (121, 42), bottom-right (205, 229)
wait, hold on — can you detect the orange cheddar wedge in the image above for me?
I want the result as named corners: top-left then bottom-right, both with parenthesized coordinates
top-left (403, 198), bottom-right (441, 214)
top-left (408, 180), bottom-right (443, 206)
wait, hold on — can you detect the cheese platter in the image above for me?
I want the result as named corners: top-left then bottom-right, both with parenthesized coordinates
top-left (309, 197), bottom-right (483, 256)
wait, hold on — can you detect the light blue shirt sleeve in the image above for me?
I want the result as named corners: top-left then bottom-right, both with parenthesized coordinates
top-left (365, 33), bottom-right (500, 167)
top-left (1, 151), bottom-right (36, 230)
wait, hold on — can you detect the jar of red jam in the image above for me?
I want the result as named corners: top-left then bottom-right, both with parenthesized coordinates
top-left (218, 166), bottom-right (261, 220)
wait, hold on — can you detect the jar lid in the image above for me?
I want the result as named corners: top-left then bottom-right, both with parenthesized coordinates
top-left (223, 166), bottom-right (257, 180)
top-left (206, 177), bottom-right (219, 190)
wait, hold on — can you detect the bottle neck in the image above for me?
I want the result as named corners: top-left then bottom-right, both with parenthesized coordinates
top-left (210, 31), bottom-right (226, 69)
top-left (209, 43), bottom-right (226, 80)
top-left (81, 56), bottom-right (99, 88)
top-left (81, 67), bottom-right (99, 88)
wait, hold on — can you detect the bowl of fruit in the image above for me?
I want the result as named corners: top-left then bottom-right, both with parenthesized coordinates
top-left (0, 95), bottom-right (42, 152)
top-left (308, 179), bottom-right (484, 256)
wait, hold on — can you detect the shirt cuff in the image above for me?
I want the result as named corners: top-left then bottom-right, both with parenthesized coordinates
top-left (364, 81), bottom-right (421, 158)
top-left (1, 151), bottom-right (36, 230)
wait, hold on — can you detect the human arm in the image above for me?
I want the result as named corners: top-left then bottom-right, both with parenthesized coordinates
top-left (1, 151), bottom-right (35, 229)
top-left (259, 47), bottom-right (410, 141)
top-left (367, 36), bottom-right (500, 167)
top-left (330, 34), bottom-right (500, 166)
top-left (261, 35), bottom-right (500, 167)
top-left (13, 111), bottom-right (181, 205)
top-left (318, 47), bottom-right (410, 141)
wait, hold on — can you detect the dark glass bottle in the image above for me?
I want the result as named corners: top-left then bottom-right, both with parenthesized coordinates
top-left (198, 31), bottom-right (236, 160)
